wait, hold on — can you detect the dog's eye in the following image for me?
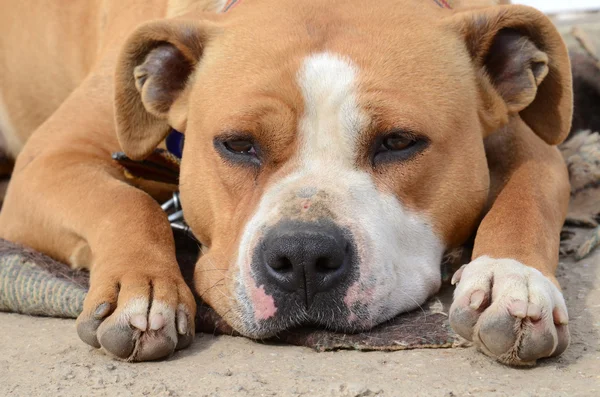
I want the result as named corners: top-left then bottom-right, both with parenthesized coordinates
top-left (381, 134), bottom-right (415, 152)
top-left (214, 135), bottom-right (261, 167)
top-left (223, 139), bottom-right (257, 156)
top-left (372, 131), bottom-right (428, 166)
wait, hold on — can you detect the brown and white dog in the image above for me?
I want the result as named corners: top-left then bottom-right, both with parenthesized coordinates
top-left (0, 0), bottom-right (572, 365)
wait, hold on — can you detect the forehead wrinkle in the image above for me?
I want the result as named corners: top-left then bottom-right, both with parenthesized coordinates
top-left (296, 52), bottom-right (367, 170)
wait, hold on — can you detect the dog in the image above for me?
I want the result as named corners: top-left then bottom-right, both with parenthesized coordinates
top-left (0, 0), bottom-right (572, 365)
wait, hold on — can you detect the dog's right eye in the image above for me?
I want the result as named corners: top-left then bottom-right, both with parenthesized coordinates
top-left (214, 136), bottom-right (261, 167)
top-left (223, 139), bottom-right (257, 156)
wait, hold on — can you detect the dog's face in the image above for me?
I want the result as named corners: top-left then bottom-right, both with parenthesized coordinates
top-left (115, 0), bottom-right (571, 337)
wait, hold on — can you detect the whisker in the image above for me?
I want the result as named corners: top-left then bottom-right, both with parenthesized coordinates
top-left (198, 277), bottom-right (226, 298)
top-left (398, 290), bottom-right (427, 318)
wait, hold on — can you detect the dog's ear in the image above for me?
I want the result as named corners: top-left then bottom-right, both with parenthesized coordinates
top-left (451, 5), bottom-right (572, 145)
top-left (114, 20), bottom-right (217, 160)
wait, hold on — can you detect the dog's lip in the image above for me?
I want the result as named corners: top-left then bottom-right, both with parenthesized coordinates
top-left (238, 318), bottom-right (377, 339)
top-left (229, 300), bottom-right (380, 338)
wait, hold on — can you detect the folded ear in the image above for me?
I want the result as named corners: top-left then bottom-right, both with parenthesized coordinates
top-left (114, 20), bottom-right (217, 160)
top-left (451, 5), bottom-right (573, 145)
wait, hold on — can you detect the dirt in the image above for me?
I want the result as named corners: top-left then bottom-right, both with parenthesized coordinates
top-left (1, 250), bottom-right (599, 397)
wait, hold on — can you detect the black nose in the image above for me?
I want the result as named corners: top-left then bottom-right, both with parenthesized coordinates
top-left (259, 221), bottom-right (351, 307)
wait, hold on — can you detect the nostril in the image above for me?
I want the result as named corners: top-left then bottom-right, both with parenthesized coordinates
top-left (269, 256), bottom-right (293, 272)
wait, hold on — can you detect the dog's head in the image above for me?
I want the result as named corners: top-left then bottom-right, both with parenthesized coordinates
top-left (114, 0), bottom-right (571, 337)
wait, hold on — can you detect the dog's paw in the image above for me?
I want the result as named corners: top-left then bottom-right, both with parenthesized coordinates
top-left (76, 270), bottom-right (196, 361)
top-left (449, 256), bottom-right (569, 366)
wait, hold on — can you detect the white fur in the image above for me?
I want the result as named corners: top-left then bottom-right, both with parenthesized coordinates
top-left (234, 52), bottom-right (444, 330)
top-left (296, 52), bottom-right (366, 168)
top-left (454, 256), bottom-right (568, 323)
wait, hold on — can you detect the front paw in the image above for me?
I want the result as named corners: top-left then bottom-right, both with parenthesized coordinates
top-left (76, 268), bottom-right (196, 361)
top-left (449, 256), bottom-right (570, 366)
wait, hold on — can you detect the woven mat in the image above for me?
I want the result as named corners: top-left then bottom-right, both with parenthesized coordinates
top-left (1, 131), bottom-right (598, 352)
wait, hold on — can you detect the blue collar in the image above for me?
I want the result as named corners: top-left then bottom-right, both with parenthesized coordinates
top-left (166, 129), bottom-right (184, 158)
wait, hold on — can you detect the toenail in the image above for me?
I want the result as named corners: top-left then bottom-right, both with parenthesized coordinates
top-left (451, 265), bottom-right (466, 286)
top-left (469, 290), bottom-right (485, 309)
top-left (526, 303), bottom-right (542, 321)
top-left (177, 309), bottom-right (188, 335)
top-left (130, 314), bottom-right (148, 331)
top-left (149, 314), bottom-right (165, 331)
top-left (553, 307), bottom-right (569, 325)
top-left (94, 303), bottom-right (111, 319)
top-left (508, 300), bottom-right (528, 318)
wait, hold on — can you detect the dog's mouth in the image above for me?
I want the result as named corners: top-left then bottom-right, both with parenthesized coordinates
top-left (227, 293), bottom-right (382, 339)
top-left (195, 295), bottom-right (378, 339)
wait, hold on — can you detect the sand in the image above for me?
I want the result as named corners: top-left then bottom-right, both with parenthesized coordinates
top-left (1, 250), bottom-right (599, 397)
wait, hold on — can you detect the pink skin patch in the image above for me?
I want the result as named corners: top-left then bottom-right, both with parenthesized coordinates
top-left (250, 284), bottom-right (278, 321)
top-left (238, 227), bottom-right (278, 322)
top-left (344, 281), bottom-right (362, 308)
top-left (344, 281), bottom-right (376, 322)
top-left (342, 223), bottom-right (379, 325)
top-left (344, 281), bottom-right (362, 323)
top-left (300, 199), bottom-right (311, 211)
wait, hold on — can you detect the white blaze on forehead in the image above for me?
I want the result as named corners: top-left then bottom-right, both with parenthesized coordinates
top-left (296, 52), bottom-right (367, 169)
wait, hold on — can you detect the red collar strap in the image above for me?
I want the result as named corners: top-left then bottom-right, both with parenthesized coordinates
top-left (223, 0), bottom-right (242, 12)
top-left (433, 0), bottom-right (453, 9)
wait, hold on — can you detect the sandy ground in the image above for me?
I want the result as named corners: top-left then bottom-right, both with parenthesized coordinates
top-left (1, 250), bottom-right (599, 397)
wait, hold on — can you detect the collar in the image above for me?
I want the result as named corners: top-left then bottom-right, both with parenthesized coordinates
top-left (166, 129), bottom-right (185, 159)
top-left (223, 0), bottom-right (243, 12)
top-left (433, 0), bottom-right (453, 9)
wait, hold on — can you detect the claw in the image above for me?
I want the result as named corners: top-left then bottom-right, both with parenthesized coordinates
top-left (130, 314), bottom-right (148, 331)
top-left (508, 300), bottom-right (528, 319)
top-left (469, 290), bottom-right (486, 310)
top-left (526, 303), bottom-right (542, 321)
top-left (149, 313), bottom-right (166, 330)
top-left (451, 265), bottom-right (467, 285)
top-left (177, 308), bottom-right (188, 335)
top-left (553, 306), bottom-right (569, 325)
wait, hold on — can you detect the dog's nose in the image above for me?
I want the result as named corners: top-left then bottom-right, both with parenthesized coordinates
top-left (260, 221), bottom-right (351, 307)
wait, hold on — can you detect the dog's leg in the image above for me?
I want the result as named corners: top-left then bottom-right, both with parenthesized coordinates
top-left (0, 77), bottom-right (196, 362)
top-left (449, 117), bottom-right (571, 366)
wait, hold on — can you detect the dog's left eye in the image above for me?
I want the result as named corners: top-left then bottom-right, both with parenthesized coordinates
top-left (223, 139), bottom-right (257, 156)
top-left (381, 134), bottom-right (415, 152)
